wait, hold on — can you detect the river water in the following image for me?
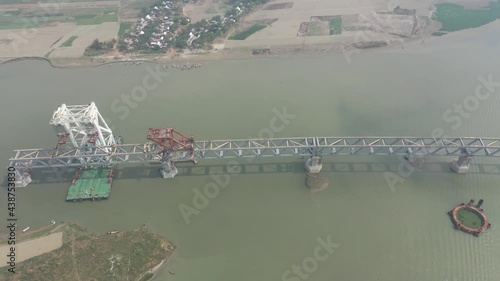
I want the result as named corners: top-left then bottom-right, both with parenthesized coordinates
top-left (1, 22), bottom-right (500, 281)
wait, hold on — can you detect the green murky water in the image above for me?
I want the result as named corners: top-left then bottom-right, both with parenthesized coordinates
top-left (1, 23), bottom-right (500, 281)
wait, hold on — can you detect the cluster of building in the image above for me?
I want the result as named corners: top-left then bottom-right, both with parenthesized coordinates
top-left (181, 5), bottom-right (247, 49)
top-left (121, 0), bottom-right (264, 52)
top-left (123, 0), bottom-right (189, 51)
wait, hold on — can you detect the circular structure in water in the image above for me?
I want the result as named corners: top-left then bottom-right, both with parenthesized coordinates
top-left (448, 202), bottom-right (491, 236)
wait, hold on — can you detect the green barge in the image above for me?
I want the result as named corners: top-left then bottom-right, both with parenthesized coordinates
top-left (66, 167), bottom-right (115, 202)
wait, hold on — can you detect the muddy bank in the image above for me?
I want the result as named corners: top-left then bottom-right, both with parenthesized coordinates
top-left (0, 34), bottom-right (427, 69)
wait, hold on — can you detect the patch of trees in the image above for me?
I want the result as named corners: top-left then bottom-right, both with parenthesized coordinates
top-left (84, 38), bottom-right (117, 56)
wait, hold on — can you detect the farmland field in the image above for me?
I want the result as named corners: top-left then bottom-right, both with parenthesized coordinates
top-left (60, 35), bottom-right (78, 46)
top-left (229, 24), bottom-right (267, 40)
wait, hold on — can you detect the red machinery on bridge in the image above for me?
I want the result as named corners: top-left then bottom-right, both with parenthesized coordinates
top-left (57, 133), bottom-right (70, 146)
top-left (147, 128), bottom-right (195, 152)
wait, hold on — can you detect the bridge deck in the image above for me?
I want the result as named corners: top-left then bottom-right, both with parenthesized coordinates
top-left (9, 137), bottom-right (500, 169)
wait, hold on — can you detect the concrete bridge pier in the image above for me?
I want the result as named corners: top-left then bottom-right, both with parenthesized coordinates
top-left (305, 156), bottom-right (323, 173)
top-left (450, 155), bottom-right (472, 173)
top-left (161, 160), bottom-right (178, 178)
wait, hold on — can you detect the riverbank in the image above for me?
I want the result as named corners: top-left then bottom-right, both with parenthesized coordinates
top-left (5, 0), bottom-right (499, 69)
top-left (0, 223), bottom-right (175, 281)
top-left (0, 224), bottom-right (63, 267)
top-left (0, 34), bottom-right (421, 69)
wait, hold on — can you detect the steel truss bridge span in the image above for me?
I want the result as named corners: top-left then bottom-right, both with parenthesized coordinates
top-left (10, 136), bottom-right (498, 183)
top-left (7, 102), bottom-right (496, 187)
top-left (10, 136), bottom-right (500, 166)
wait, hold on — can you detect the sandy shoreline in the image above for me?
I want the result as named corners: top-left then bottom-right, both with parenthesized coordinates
top-left (0, 36), bottom-right (418, 69)
top-left (136, 250), bottom-right (177, 281)
top-left (2, 16), bottom-right (499, 70)
top-left (0, 232), bottom-right (63, 267)
top-left (3, 16), bottom-right (498, 69)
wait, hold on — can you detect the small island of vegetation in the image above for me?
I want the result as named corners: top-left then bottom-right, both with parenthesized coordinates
top-left (0, 223), bottom-right (175, 281)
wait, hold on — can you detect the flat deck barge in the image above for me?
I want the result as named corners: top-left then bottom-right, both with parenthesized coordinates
top-left (66, 167), bottom-right (115, 202)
